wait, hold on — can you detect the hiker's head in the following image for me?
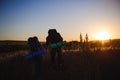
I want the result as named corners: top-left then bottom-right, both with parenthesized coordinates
top-left (48, 29), bottom-right (57, 35)
top-left (33, 36), bottom-right (38, 40)
top-left (28, 37), bottom-right (33, 44)
top-left (33, 36), bottom-right (39, 42)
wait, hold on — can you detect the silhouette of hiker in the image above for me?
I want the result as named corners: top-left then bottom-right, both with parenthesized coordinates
top-left (28, 36), bottom-right (43, 80)
top-left (46, 29), bottom-right (64, 70)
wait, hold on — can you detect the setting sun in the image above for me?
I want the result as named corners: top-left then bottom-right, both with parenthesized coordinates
top-left (96, 31), bottom-right (110, 40)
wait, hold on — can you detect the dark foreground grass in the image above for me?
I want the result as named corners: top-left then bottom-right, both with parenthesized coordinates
top-left (0, 50), bottom-right (120, 80)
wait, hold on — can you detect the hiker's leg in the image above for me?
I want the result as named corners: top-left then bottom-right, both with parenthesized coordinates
top-left (34, 56), bottom-right (43, 80)
top-left (57, 48), bottom-right (63, 64)
top-left (50, 49), bottom-right (56, 64)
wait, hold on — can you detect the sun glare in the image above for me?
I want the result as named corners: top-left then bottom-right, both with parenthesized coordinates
top-left (96, 31), bottom-right (110, 40)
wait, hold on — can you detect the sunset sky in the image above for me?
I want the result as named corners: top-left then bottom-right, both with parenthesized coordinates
top-left (0, 0), bottom-right (120, 41)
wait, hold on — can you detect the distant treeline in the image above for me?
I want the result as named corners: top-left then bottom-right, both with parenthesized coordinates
top-left (0, 39), bottom-right (120, 53)
top-left (0, 40), bottom-right (45, 53)
top-left (0, 40), bottom-right (27, 45)
top-left (64, 39), bottom-right (120, 50)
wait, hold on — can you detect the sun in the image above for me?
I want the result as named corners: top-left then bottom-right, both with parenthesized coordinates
top-left (96, 31), bottom-right (110, 40)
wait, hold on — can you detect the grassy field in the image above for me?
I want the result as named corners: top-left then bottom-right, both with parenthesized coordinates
top-left (0, 49), bottom-right (120, 80)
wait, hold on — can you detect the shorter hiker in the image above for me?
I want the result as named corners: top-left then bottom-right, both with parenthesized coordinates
top-left (28, 36), bottom-right (43, 80)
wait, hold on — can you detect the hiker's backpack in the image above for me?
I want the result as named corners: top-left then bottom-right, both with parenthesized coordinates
top-left (47, 29), bottom-right (63, 44)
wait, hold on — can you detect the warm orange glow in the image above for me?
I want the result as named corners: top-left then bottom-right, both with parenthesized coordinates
top-left (96, 31), bottom-right (110, 40)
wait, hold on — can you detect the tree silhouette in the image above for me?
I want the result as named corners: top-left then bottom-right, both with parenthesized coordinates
top-left (85, 33), bottom-right (88, 43)
top-left (79, 33), bottom-right (83, 51)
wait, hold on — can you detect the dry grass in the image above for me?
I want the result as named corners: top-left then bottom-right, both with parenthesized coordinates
top-left (0, 49), bottom-right (120, 80)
